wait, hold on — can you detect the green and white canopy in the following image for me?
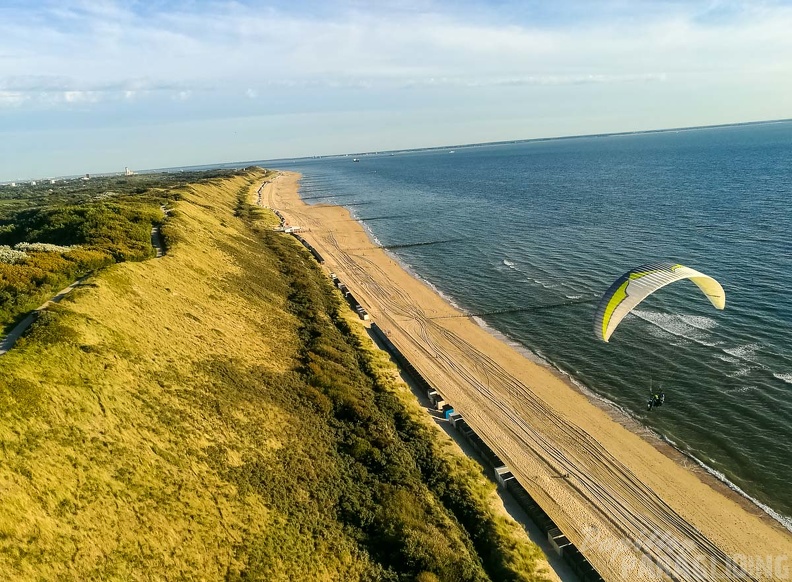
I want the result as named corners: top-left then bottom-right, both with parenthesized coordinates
top-left (593, 262), bottom-right (725, 342)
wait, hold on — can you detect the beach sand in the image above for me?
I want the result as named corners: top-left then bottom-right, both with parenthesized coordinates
top-left (261, 171), bottom-right (791, 581)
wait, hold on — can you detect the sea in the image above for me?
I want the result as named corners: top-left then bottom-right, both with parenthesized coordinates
top-left (249, 122), bottom-right (792, 527)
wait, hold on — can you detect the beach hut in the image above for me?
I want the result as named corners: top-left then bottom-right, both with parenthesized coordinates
top-left (494, 467), bottom-right (513, 487)
top-left (547, 528), bottom-right (572, 558)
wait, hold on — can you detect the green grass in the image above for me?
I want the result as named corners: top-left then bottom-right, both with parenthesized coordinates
top-left (0, 168), bottom-right (254, 331)
top-left (0, 169), bottom-right (552, 581)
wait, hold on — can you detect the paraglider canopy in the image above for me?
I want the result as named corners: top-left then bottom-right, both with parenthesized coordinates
top-left (593, 262), bottom-right (725, 342)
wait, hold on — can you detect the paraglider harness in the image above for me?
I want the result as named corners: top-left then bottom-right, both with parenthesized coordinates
top-left (647, 391), bottom-right (665, 411)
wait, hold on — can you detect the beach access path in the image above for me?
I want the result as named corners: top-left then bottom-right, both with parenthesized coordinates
top-left (261, 171), bottom-right (791, 581)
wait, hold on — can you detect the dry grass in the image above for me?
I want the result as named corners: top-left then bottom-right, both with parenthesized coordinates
top-left (0, 172), bottom-right (304, 579)
top-left (0, 170), bottom-right (551, 581)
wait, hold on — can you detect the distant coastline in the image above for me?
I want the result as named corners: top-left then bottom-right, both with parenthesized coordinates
top-left (248, 117), bottom-right (792, 164)
top-left (7, 117), bottom-right (789, 185)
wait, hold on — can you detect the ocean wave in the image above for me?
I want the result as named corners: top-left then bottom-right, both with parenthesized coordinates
top-left (502, 259), bottom-right (517, 270)
top-left (530, 278), bottom-right (557, 289)
top-left (726, 366), bottom-right (755, 378)
top-left (773, 372), bottom-right (792, 385)
top-left (631, 310), bottom-right (720, 347)
top-left (678, 314), bottom-right (719, 330)
top-left (724, 385), bottom-right (757, 393)
top-left (360, 223), bottom-right (383, 248)
top-left (722, 343), bottom-right (760, 363)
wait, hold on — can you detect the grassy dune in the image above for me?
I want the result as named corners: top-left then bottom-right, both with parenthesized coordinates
top-left (0, 170), bottom-right (552, 581)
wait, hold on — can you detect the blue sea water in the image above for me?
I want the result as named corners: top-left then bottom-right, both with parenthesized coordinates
top-left (263, 122), bottom-right (792, 524)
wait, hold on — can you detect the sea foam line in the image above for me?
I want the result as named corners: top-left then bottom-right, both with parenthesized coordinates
top-left (773, 372), bottom-right (792, 385)
top-left (631, 310), bottom-right (721, 348)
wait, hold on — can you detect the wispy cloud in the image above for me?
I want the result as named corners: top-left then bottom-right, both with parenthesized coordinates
top-left (1, 0), bottom-right (791, 179)
top-left (2, 0), bottom-right (791, 111)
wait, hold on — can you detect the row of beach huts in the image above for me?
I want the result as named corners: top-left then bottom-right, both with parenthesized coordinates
top-left (292, 233), bottom-right (326, 265)
top-left (370, 322), bottom-right (606, 582)
top-left (275, 210), bottom-right (603, 582)
top-left (272, 206), bottom-right (368, 319)
top-left (330, 272), bottom-right (369, 320)
top-left (271, 209), bottom-right (302, 234)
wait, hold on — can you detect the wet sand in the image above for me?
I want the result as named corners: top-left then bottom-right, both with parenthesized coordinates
top-left (261, 171), bottom-right (792, 581)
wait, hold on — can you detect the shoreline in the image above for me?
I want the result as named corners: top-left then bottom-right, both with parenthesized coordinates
top-left (336, 179), bottom-right (792, 534)
top-left (263, 170), bottom-right (792, 581)
top-left (372, 234), bottom-right (792, 534)
top-left (352, 212), bottom-right (791, 533)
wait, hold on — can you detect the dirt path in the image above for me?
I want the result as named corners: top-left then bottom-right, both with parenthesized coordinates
top-left (150, 205), bottom-right (170, 257)
top-left (1, 207), bottom-right (171, 356)
top-left (0, 277), bottom-right (88, 356)
top-left (264, 171), bottom-right (792, 582)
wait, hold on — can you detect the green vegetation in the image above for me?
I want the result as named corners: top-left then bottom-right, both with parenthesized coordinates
top-left (0, 169), bottom-right (551, 581)
top-left (0, 169), bottom-right (247, 330)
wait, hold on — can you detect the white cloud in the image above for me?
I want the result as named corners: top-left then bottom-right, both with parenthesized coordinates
top-left (63, 90), bottom-right (100, 103)
top-left (0, 91), bottom-right (28, 106)
top-left (1, 1), bottom-right (792, 179)
top-left (2, 0), bottom-right (791, 99)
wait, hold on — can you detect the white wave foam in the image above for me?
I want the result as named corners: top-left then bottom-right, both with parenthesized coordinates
top-left (530, 278), bottom-right (556, 289)
top-left (566, 294), bottom-right (584, 300)
top-left (773, 372), bottom-right (792, 385)
top-left (360, 223), bottom-right (384, 248)
top-left (726, 366), bottom-right (754, 378)
top-left (722, 343), bottom-right (760, 362)
top-left (502, 259), bottom-right (517, 269)
top-left (678, 314), bottom-right (719, 330)
top-left (632, 310), bottom-right (720, 347)
top-left (724, 385), bottom-right (757, 393)
top-left (674, 448), bottom-right (792, 533)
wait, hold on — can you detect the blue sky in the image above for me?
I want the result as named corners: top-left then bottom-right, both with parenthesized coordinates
top-left (1, 0), bottom-right (791, 180)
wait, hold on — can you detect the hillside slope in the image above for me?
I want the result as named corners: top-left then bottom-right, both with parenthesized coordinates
top-left (0, 170), bottom-right (552, 581)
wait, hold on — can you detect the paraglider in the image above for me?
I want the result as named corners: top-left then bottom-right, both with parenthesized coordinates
top-left (647, 391), bottom-right (665, 411)
top-left (593, 262), bottom-right (725, 343)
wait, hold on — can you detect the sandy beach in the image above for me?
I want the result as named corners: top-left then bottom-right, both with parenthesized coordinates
top-left (261, 171), bottom-right (791, 581)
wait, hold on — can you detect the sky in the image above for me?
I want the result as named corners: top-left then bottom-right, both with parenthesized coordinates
top-left (1, 0), bottom-right (791, 181)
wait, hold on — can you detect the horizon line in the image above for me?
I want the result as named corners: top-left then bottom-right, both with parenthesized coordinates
top-left (3, 117), bottom-right (791, 183)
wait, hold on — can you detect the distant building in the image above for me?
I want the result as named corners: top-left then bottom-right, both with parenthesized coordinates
top-left (30, 180), bottom-right (36, 185)
top-left (125, 167), bottom-right (134, 176)
top-left (82, 174), bottom-right (90, 181)
top-left (10, 182), bottom-right (16, 187)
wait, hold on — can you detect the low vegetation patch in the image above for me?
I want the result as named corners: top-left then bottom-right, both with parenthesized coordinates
top-left (0, 169), bottom-right (247, 330)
